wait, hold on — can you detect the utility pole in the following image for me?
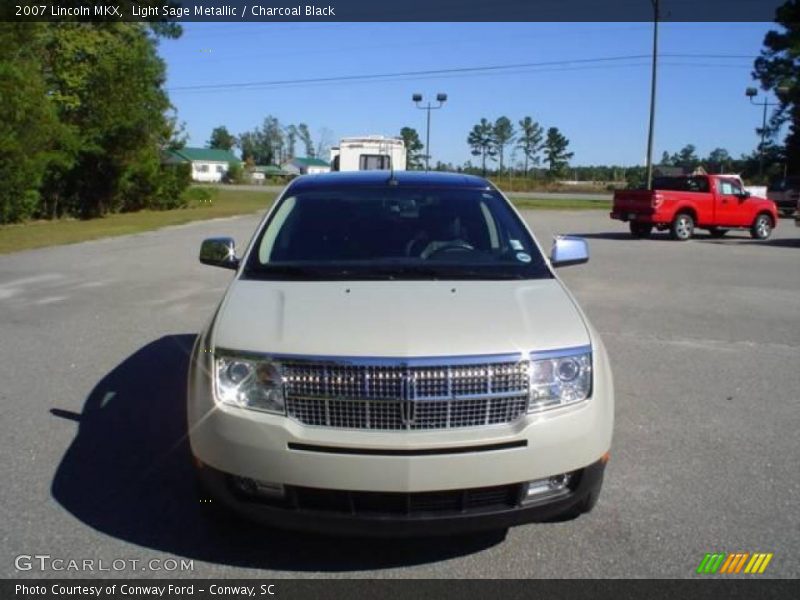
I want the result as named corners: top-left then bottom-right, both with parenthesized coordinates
top-left (645, 0), bottom-right (659, 190)
top-left (413, 93), bottom-right (448, 171)
top-left (746, 87), bottom-right (786, 179)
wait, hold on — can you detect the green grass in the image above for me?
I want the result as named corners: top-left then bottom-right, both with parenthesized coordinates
top-left (0, 187), bottom-right (608, 255)
top-left (509, 196), bottom-right (611, 210)
top-left (0, 188), bottom-right (276, 255)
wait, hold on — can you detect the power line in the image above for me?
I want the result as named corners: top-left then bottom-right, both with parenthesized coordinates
top-left (167, 54), bottom-right (757, 95)
top-left (167, 55), bottom-right (653, 92)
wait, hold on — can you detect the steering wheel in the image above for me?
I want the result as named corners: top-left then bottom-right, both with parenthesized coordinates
top-left (421, 240), bottom-right (475, 260)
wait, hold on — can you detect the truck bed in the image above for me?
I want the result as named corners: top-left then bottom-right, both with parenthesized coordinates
top-left (612, 190), bottom-right (656, 217)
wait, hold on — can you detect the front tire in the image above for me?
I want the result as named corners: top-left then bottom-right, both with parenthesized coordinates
top-left (670, 212), bottom-right (694, 241)
top-left (750, 213), bottom-right (773, 240)
top-left (629, 221), bottom-right (653, 238)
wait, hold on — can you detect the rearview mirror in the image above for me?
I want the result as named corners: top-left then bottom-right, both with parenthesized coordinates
top-left (550, 236), bottom-right (589, 268)
top-left (199, 237), bottom-right (239, 270)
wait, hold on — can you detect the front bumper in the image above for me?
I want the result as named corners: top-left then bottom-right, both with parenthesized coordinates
top-left (610, 210), bottom-right (663, 223)
top-left (197, 458), bottom-right (606, 536)
top-left (187, 325), bottom-right (614, 533)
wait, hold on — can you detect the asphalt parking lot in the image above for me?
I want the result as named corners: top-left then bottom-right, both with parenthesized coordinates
top-left (1, 208), bottom-right (798, 578)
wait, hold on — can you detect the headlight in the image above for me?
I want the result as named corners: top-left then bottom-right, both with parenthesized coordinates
top-left (528, 352), bottom-right (592, 412)
top-left (215, 354), bottom-right (286, 414)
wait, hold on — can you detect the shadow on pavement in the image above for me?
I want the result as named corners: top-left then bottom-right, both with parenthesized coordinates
top-left (51, 335), bottom-right (505, 572)
top-left (731, 237), bottom-right (800, 248)
top-left (572, 231), bottom-right (799, 245)
top-left (569, 231), bottom-right (673, 241)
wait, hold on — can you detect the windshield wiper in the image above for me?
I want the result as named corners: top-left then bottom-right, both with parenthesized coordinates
top-left (244, 264), bottom-right (433, 280)
top-left (244, 264), bottom-right (347, 279)
top-left (244, 263), bottom-right (540, 281)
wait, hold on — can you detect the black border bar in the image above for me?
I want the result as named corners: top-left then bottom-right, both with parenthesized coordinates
top-left (3, 579), bottom-right (799, 600)
top-left (3, 0), bottom-right (787, 23)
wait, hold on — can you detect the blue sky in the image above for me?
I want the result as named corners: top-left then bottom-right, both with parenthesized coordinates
top-left (159, 22), bottom-right (779, 167)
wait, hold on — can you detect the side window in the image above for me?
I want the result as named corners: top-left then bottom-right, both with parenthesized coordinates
top-left (359, 154), bottom-right (390, 170)
top-left (719, 179), bottom-right (742, 196)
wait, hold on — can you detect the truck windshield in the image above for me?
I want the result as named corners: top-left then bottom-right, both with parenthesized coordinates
top-left (243, 186), bottom-right (551, 280)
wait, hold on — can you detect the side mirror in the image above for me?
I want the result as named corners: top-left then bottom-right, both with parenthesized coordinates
top-left (550, 235), bottom-right (589, 268)
top-left (199, 237), bottom-right (239, 270)
top-left (737, 190), bottom-right (751, 199)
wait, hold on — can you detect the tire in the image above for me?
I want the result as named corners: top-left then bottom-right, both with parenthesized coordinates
top-left (670, 212), bottom-right (694, 241)
top-left (750, 213), bottom-right (773, 240)
top-left (629, 221), bottom-right (653, 238)
top-left (708, 227), bottom-right (728, 238)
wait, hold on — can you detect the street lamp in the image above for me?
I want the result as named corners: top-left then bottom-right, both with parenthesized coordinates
top-left (746, 86), bottom-right (788, 178)
top-left (413, 93), bottom-right (448, 171)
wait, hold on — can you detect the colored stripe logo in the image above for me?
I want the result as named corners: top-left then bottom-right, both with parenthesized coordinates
top-left (697, 552), bottom-right (773, 574)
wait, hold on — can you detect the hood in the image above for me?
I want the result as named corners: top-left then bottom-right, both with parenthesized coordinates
top-left (212, 279), bottom-right (590, 358)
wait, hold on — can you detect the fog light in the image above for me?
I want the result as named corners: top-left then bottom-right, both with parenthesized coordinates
top-left (523, 473), bottom-right (572, 502)
top-left (231, 476), bottom-right (285, 498)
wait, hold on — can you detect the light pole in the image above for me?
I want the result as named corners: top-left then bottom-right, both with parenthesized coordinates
top-left (645, 0), bottom-right (659, 190)
top-left (745, 87), bottom-right (787, 178)
top-left (413, 93), bottom-right (447, 171)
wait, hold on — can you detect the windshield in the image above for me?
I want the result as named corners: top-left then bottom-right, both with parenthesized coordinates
top-left (243, 186), bottom-right (551, 280)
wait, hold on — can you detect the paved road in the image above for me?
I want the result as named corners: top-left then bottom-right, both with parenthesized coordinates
top-left (1, 211), bottom-right (798, 578)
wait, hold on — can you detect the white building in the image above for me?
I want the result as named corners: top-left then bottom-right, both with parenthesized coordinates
top-left (330, 136), bottom-right (406, 172)
top-left (164, 147), bottom-right (242, 183)
top-left (281, 157), bottom-right (332, 175)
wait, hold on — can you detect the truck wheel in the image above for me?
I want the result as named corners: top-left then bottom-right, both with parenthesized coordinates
top-left (750, 213), bottom-right (773, 240)
top-left (629, 222), bottom-right (653, 238)
top-left (708, 227), bottom-right (728, 238)
top-left (670, 212), bottom-right (694, 241)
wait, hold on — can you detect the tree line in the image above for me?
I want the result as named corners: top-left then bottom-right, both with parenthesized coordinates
top-left (206, 120), bottom-right (335, 166)
top-left (466, 117), bottom-right (573, 177)
top-left (753, 0), bottom-right (800, 177)
top-left (0, 21), bottom-right (189, 225)
top-left (396, 118), bottom-right (574, 177)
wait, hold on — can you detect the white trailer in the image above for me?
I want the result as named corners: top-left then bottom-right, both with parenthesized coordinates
top-left (330, 136), bottom-right (406, 172)
top-left (726, 174), bottom-right (767, 199)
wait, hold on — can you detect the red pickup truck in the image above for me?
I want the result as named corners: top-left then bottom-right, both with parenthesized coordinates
top-left (611, 175), bottom-right (778, 240)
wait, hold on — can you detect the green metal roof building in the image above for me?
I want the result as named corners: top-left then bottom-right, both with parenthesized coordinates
top-left (163, 147), bottom-right (242, 182)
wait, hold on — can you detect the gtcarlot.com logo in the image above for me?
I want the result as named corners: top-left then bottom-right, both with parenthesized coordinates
top-left (696, 552), bottom-right (773, 575)
top-left (15, 554), bottom-right (194, 572)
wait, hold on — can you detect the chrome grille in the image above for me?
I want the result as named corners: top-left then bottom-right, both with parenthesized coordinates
top-left (284, 359), bottom-right (530, 431)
